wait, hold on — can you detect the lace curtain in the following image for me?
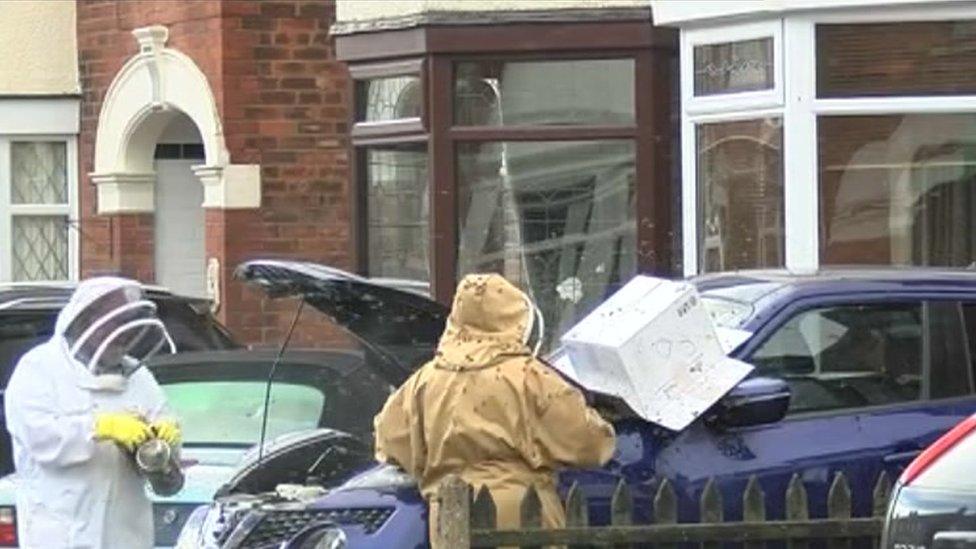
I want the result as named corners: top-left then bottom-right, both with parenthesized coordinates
top-left (10, 142), bottom-right (69, 281)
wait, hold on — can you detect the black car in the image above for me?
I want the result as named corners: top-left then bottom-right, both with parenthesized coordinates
top-left (145, 349), bottom-right (391, 547)
top-left (0, 283), bottom-right (237, 476)
top-left (882, 413), bottom-right (976, 549)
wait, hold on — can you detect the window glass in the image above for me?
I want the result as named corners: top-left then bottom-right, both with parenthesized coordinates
top-left (751, 302), bottom-right (975, 414)
top-left (454, 59), bottom-right (635, 126)
top-left (365, 145), bottom-right (429, 281)
top-left (457, 140), bottom-right (636, 346)
top-left (0, 313), bottom-right (55, 386)
top-left (693, 37), bottom-right (774, 96)
top-left (11, 142), bottom-right (67, 204)
top-left (817, 22), bottom-right (976, 98)
top-left (356, 76), bottom-right (422, 122)
top-left (12, 216), bottom-right (68, 281)
top-left (819, 114), bottom-right (976, 267)
top-left (926, 301), bottom-right (975, 399)
top-left (751, 303), bottom-right (924, 413)
top-left (10, 142), bottom-right (70, 282)
top-left (963, 304), bottom-right (976, 385)
top-left (701, 297), bottom-right (754, 330)
top-left (162, 381), bottom-right (325, 446)
top-left (697, 118), bottom-right (784, 272)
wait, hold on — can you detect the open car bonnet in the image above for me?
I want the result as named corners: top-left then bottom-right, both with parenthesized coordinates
top-left (235, 260), bottom-right (448, 385)
top-left (215, 428), bottom-right (373, 497)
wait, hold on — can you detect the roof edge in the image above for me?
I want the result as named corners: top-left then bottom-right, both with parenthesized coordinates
top-left (331, 7), bottom-right (652, 36)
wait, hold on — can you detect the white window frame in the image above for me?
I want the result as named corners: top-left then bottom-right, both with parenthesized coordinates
top-left (0, 136), bottom-right (80, 282)
top-left (681, 19), bottom-right (787, 275)
top-left (680, 4), bottom-right (976, 276)
top-left (682, 20), bottom-right (784, 116)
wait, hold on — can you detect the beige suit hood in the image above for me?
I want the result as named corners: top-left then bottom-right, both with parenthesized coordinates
top-left (433, 273), bottom-right (533, 370)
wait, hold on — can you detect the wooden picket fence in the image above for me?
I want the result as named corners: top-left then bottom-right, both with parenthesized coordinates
top-left (434, 471), bottom-right (892, 548)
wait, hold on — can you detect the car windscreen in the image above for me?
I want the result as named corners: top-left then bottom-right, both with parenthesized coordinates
top-left (162, 381), bottom-right (326, 446)
top-left (154, 356), bottom-right (393, 448)
top-left (697, 281), bottom-right (784, 329)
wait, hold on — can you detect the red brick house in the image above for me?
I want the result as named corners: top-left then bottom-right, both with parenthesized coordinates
top-left (76, 0), bottom-right (352, 345)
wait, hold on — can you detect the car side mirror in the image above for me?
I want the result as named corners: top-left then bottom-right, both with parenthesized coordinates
top-left (712, 376), bottom-right (791, 428)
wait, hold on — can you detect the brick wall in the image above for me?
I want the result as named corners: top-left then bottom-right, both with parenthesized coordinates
top-left (77, 0), bottom-right (354, 349)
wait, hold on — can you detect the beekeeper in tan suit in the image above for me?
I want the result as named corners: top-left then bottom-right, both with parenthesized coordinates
top-left (374, 273), bottom-right (616, 545)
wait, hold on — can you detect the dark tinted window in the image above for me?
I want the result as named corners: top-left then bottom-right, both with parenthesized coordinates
top-left (752, 303), bottom-right (923, 413)
top-left (964, 304), bottom-right (976, 384)
top-left (0, 312), bottom-right (56, 384)
top-left (0, 298), bottom-right (233, 378)
top-left (752, 301), bottom-right (975, 414)
top-left (926, 301), bottom-right (975, 399)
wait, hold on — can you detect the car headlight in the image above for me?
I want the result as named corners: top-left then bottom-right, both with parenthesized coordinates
top-left (311, 528), bottom-right (346, 549)
top-left (336, 464), bottom-right (415, 492)
top-left (285, 523), bottom-right (347, 549)
top-left (174, 505), bottom-right (210, 549)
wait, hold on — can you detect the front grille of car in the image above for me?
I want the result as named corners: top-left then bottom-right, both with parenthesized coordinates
top-left (153, 502), bottom-right (200, 547)
top-left (239, 508), bottom-right (394, 548)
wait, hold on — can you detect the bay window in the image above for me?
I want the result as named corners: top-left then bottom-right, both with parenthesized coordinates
top-left (681, 8), bottom-right (976, 274)
top-left (341, 18), bottom-right (676, 344)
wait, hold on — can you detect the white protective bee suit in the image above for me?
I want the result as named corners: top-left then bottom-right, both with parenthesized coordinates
top-left (5, 277), bottom-right (177, 548)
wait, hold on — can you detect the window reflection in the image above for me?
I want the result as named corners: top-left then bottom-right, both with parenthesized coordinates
top-left (356, 76), bottom-right (422, 122)
top-left (819, 114), bottom-right (976, 267)
top-left (457, 141), bottom-right (636, 347)
top-left (817, 22), bottom-right (976, 98)
top-left (454, 59), bottom-right (635, 126)
top-left (697, 118), bottom-right (784, 272)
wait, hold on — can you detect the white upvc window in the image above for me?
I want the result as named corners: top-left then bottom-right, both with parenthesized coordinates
top-left (0, 136), bottom-right (79, 282)
top-left (680, 3), bottom-right (976, 276)
top-left (682, 20), bottom-right (784, 116)
top-left (682, 20), bottom-right (788, 275)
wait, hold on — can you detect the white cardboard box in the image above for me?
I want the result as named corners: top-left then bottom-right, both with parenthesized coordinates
top-left (559, 276), bottom-right (753, 431)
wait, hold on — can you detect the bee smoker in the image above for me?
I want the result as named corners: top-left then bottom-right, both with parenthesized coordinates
top-left (134, 438), bottom-right (185, 496)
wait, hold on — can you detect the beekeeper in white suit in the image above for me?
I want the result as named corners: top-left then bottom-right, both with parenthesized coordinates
top-left (5, 277), bottom-right (182, 548)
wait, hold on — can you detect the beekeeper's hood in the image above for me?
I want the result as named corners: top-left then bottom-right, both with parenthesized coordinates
top-left (434, 274), bottom-right (543, 370)
top-left (55, 277), bottom-right (175, 379)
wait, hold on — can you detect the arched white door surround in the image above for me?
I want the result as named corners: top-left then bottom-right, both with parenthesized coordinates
top-left (91, 25), bottom-right (260, 213)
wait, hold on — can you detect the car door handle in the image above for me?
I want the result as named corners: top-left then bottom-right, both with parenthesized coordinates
top-left (884, 449), bottom-right (922, 465)
top-left (934, 531), bottom-right (976, 549)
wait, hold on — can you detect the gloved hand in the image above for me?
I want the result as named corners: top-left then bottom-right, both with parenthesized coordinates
top-left (151, 419), bottom-right (181, 446)
top-left (94, 413), bottom-right (152, 451)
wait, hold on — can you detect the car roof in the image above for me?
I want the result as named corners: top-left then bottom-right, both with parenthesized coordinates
top-left (0, 282), bottom-right (205, 312)
top-left (694, 266), bottom-right (976, 296)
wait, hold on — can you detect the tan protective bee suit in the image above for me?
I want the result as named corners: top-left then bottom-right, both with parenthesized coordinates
top-left (374, 274), bottom-right (616, 546)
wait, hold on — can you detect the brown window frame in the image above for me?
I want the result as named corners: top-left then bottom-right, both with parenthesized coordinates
top-left (349, 59), bottom-right (430, 280)
top-left (341, 19), bottom-right (677, 305)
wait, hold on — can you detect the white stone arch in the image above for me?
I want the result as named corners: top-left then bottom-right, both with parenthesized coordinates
top-left (91, 25), bottom-right (260, 213)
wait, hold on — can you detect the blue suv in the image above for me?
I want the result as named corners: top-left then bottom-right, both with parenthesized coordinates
top-left (178, 261), bottom-right (976, 548)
